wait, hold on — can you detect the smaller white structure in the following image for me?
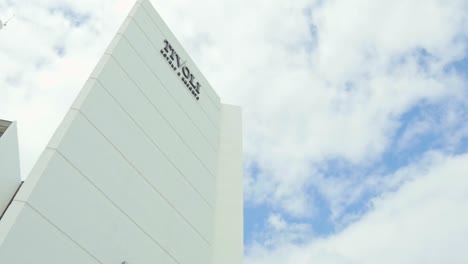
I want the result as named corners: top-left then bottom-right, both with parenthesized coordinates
top-left (0, 119), bottom-right (21, 217)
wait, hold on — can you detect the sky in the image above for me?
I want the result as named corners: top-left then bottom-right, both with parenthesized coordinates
top-left (1, 0), bottom-right (468, 263)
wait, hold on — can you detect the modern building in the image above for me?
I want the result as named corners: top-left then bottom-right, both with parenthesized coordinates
top-left (0, 0), bottom-right (243, 263)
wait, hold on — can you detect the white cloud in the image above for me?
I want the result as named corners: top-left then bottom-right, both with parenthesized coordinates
top-left (249, 213), bottom-right (314, 249)
top-left (205, 0), bottom-right (468, 216)
top-left (246, 152), bottom-right (468, 264)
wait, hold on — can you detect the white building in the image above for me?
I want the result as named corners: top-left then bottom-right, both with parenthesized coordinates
top-left (0, 1), bottom-right (243, 263)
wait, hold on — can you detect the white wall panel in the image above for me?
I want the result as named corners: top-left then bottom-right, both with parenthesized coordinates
top-left (87, 58), bottom-right (216, 235)
top-left (62, 108), bottom-right (212, 241)
top-left (212, 105), bottom-right (244, 264)
top-left (16, 151), bottom-right (179, 264)
top-left (0, 202), bottom-right (100, 264)
top-left (75, 82), bottom-right (216, 207)
top-left (94, 53), bottom-right (217, 185)
top-left (103, 50), bottom-right (218, 178)
top-left (0, 122), bottom-right (21, 215)
top-left (55, 112), bottom-right (211, 263)
top-left (102, 38), bottom-right (219, 176)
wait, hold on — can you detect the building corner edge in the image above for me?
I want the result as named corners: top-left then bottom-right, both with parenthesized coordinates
top-left (212, 104), bottom-right (243, 264)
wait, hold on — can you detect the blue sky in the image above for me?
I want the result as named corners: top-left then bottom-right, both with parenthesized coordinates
top-left (245, 92), bottom-right (468, 245)
top-left (1, 0), bottom-right (468, 263)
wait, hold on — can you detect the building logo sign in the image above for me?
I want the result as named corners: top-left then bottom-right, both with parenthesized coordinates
top-left (160, 40), bottom-right (201, 100)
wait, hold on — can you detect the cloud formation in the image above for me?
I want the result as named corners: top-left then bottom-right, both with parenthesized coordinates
top-left (1, 0), bottom-right (467, 263)
top-left (246, 152), bottom-right (468, 264)
top-left (154, 0), bottom-right (468, 219)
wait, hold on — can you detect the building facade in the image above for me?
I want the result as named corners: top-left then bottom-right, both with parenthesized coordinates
top-left (0, 0), bottom-right (243, 263)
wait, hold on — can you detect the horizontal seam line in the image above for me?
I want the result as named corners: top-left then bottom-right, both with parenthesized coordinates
top-left (91, 54), bottom-right (217, 179)
top-left (108, 34), bottom-right (219, 154)
top-left (86, 78), bottom-right (215, 205)
top-left (53, 150), bottom-right (186, 263)
top-left (12, 200), bottom-right (104, 264)
top-left (68, 110), bottom-right (213, 245)
top-left (89, 77), bottom-right (216, 204)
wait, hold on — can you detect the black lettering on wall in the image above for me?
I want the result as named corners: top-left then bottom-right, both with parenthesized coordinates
top-left (160, 39), bottom-right (202, 101)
